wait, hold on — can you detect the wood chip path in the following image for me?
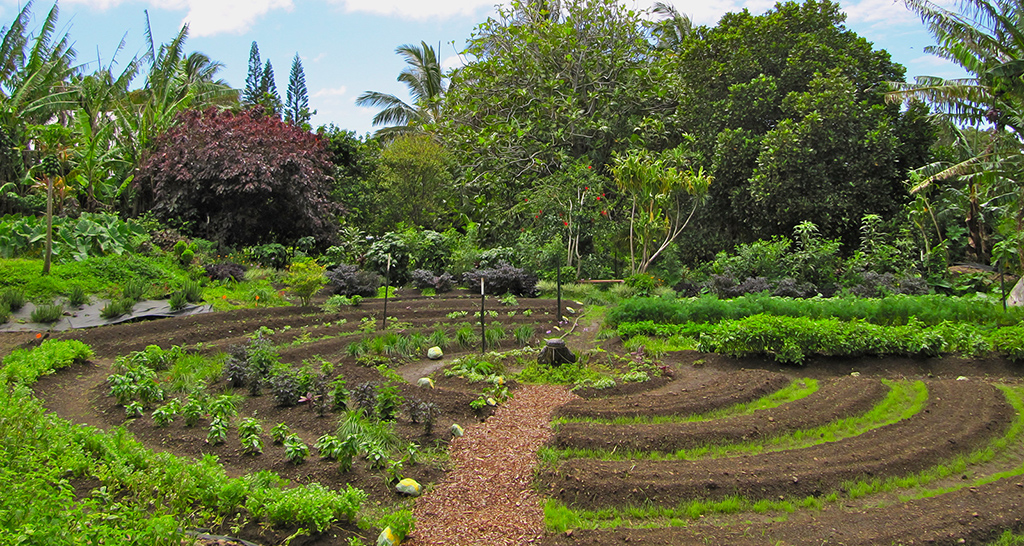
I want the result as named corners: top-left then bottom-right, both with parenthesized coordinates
top-left (409, 384), bottom-right (579, 546)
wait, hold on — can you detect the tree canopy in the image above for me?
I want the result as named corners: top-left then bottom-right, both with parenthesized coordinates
top-left (135, 107), bottom-right (338, 248)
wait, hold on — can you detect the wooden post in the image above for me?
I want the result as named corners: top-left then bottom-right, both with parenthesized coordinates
top-left (480, 276), bottom-right (486, 354)
top-left (556, 241), bottom-right (562, 323)
top-left (42, 176), bottom-right (53, 276)
top-left (382, 255), bottom-right (391, 330)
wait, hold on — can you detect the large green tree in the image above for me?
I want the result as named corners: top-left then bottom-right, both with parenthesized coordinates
top-left (439, 0), bottom-right (679, 242)
top-left (665, 0), bottom-right (934, 256)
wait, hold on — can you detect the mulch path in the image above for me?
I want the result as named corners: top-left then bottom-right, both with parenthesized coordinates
top-left (409, 384), bottom-right (580, 546)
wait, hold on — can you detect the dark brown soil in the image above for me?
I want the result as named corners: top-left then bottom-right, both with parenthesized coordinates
top-left (541, 380), bottom-right (1013, 509)
top-left (551, 376), bottom-right (889, 453)
top-left (541, 477), bottom-right (1024, 545)
top-left (552, 368), bottom-right (791, 420)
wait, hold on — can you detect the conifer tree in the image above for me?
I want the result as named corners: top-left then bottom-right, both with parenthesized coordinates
top-left (259, 60), bottom-right (282, 116)
top-left (285, 53), bottom-right (311, 127)
top-left (243, 41), bottom-right (261, 105)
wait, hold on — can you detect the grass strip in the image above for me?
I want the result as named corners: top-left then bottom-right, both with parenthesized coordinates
top-left (543, 495), bottom-right (821, 532)
top-left (553, 377), bottom-right (820, 426)
top-left (541, 380), bottom-right (924, 462)
top-left (839, 384), bottom-right (1024, 501)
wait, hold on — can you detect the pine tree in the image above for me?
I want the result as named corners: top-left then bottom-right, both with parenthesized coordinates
top-left (243, 41), bottom-right (261, 106)
top-left (259, 60), bottom-right (282, 116)
top-left (285, 53), bottom-right (311, 127)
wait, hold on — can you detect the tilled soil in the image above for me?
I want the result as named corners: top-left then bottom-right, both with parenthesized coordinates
top-left (540, 476), bottom-right (1024, 545)
top-left (540, 380), bottom-right (1014, 509)
top-left (552, 368), bottom-right (791, 420)
top-left (551, 376), bottom-right (890, 453)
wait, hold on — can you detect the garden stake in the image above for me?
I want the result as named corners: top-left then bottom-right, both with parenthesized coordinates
top-left (382, 255), bottom-right (391, 330)
top-left (480, 276), bottom-right (486, 354)
top-left (556, 246), bottom-right (562, 323)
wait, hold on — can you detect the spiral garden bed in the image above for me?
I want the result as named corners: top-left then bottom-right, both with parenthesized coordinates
top-left (7, 291), bottom-right (1024, 545)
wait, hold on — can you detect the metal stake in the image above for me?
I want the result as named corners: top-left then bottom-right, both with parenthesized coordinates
top-left (480, 277), bottom-right (486, 354)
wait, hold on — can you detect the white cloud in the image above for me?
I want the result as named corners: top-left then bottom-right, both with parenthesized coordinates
top-left (61, 0), bottom-right (292, 36)
top-left (313, 85), bottom-right (348, 98)
top-left (441, 54), bottom-right (465, 71)
top-left (327, 0), bottom-right (494, 19)
top-left (181, 0), bottom-right (294, 37)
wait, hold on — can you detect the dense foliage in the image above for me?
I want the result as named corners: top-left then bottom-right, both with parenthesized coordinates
top-left (135, 108), bottom-right (338, 248)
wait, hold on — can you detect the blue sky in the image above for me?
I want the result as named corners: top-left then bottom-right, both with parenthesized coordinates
top-left (1, 0), bottom-right (966, 136)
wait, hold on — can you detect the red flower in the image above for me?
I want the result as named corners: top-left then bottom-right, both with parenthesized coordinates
top-left (596, 196), bottom-right (601, 201)
top-left (563, 221), bottom-right (569, 226)
top-left (585, 186), bottom-right (589, 190)
top-left (524, 198), bottom-right (529, 202)
top-left (587, 165), bottom-right (592, 169)
top-left (601, 210), bottom-right (608, 216)
top-left (534, 215), bottom-right (539, 218)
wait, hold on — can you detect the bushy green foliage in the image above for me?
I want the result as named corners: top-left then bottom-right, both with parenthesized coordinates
top-left (694, 314), bottom-right (999, 364)
top-left (609, 294), bottom-right (1024, 328)
top-left (247, 482), bottom-right (366, 531)
top-left (30, 301), bottom-right (63, 323)
top-left (1, 339), bottom-right (93, 385)
top-left (0, 212), bottom-right (147, 261)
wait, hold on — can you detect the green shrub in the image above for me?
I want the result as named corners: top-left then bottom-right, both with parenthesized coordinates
top-left (66, 284), bottom-right (88, 306)
top-left (30, 302), bottom-right (63, 323)
top-left (246, 482), bottom-right (366, 532)
top-left (990, 326), bottom-right (1024, 361)
top-left (285, 259), bottom-right (327, 306)
top-left (122, 278), bottom-right (148, 302)
top-left (1, 339), bottom-right (93, 385)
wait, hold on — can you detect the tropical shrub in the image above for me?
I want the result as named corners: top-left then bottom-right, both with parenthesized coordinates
top-left (463, 262), bottom-right (538, 297)
top-left (135, 107), bottom-right (339, 248)
top-left (326, 264), bottom-right (381, 297)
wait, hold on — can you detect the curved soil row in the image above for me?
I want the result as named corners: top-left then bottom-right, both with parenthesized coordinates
top-left (540, 475), bottom-right (1024, 545)
top-left (59, 297), bottom-right (564, 359)
top-left (552, 369), bottom-right (790, 420)
top-left (541, 380), bottom-right (1013, 509)
top-left (551, 376), bottom-right (889, 453)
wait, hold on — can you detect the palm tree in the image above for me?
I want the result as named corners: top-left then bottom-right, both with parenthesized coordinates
top-left (649, 2), bottom-right (694, 51)
top-left (356, 41), bottom-right (445, 140)
top-left (886, 0), bottom-right (1024, 265)
top-left (886, 0), bottom-right (1023, 134)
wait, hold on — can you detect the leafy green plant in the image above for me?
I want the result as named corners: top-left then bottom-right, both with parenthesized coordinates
top-left (513, 325), bottom-right (535, 346)
top-left (1, 339), bottom-right (93, 385)
top-left (30, 302), bottom-right (63, 323)
top-left (286, 259), bottom-right (327, 306)
top-left (207, 417), bottom-right (229, 444)
top-left (375, 382), bottom-right (404, 422)
top-left (0, 287), bottom-right (26, 310)
top-left (125, 401), bottom-right (144, 418)
top-left (151, 400), bottom-right (179, 427)
top-left (283, 434), bottom-right (309, 464)
top-left (122, 278), bottom-right (148, 302)
top-left (181, 279), bottom-right (204, 303)
top-left (270, 422), bottom-right (291, 444)
top-left (182, 398), bottom-right (204, 426)
top-left (208, 394), bottom-right (239, 420)
top-left (456, 323), bottom-right (475, 349)
top-left (500, 293), bottom-right (518, 306)
top-left (100, 298), bottom-right (130, 319)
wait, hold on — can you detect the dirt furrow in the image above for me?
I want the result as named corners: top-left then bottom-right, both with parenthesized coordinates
top-left (410, 384), bottom-right (579, 546)
top-left (553, 369), bottom-right (789, 420)
top-left (540, 474), bottom-right (1024, 545)
top-left (552, 376), bottom-right (889, 452)
top-left (542, 380), bottom-right (1013, 509)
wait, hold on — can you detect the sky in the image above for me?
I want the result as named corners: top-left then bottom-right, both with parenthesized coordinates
top-left (0, 0), bottom-right (967, 136)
